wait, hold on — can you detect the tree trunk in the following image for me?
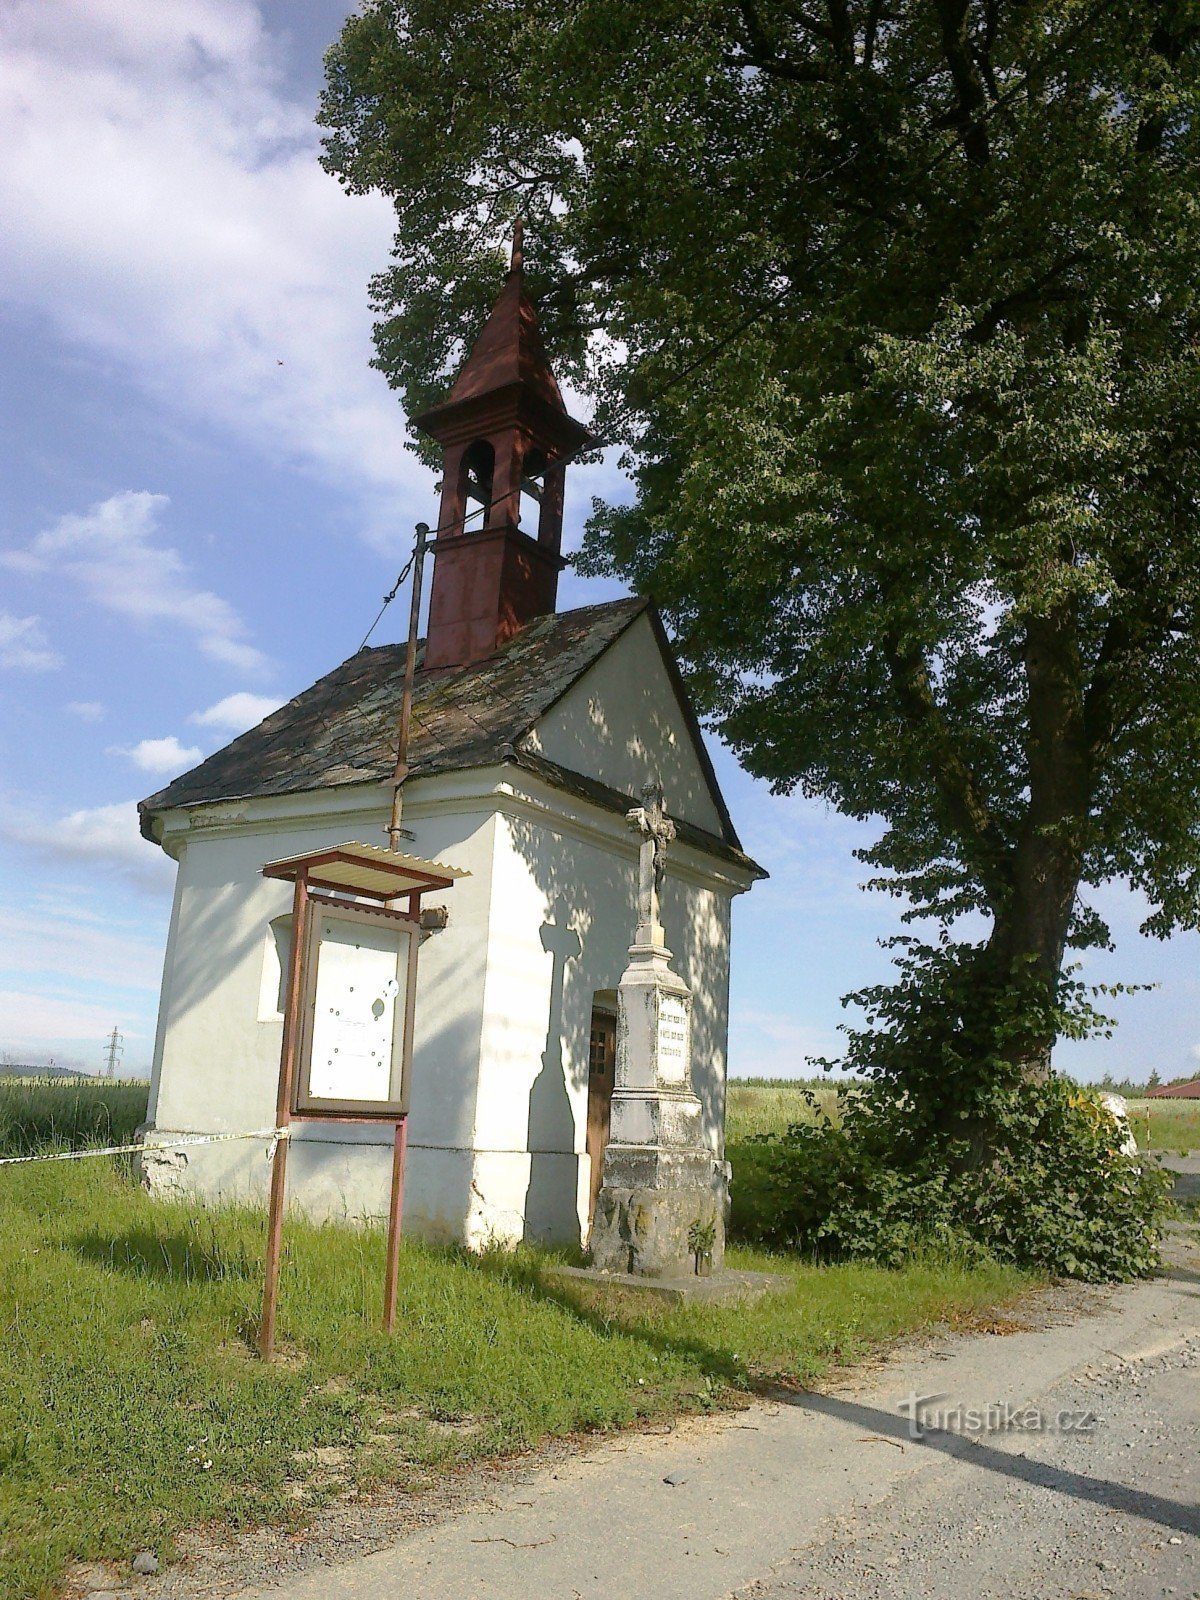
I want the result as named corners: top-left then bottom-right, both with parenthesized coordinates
top-left (981, 859), bottom-right (1081, 1081)
top-left (980, 606), bottom-right (1091, 1080)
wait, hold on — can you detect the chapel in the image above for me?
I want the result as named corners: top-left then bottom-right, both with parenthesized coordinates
top-left (137, 236), bottom-right (764, 1249)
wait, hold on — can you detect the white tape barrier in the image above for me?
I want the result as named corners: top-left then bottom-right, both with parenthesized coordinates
top-left (0, 1125), bottom-right (289, 1168)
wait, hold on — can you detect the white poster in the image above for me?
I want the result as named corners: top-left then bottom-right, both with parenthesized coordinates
top-left (307, 919), bottom-right (407, 1104)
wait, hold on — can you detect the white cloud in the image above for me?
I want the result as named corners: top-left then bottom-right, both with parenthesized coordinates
top-left (728, 1008), bottom-right (843, 1078)
top-left (111, 735), bottom-right (204, 775)
top-left (0, 799), bottom-right (174, 891)
top-left (191, 690), bottom-right (283, 733)
top-left (66, 700), bottom-right (106, 721)
top-left (0, 611), bottom-right (61, 671)
top-left (0, 0), bottom-right (432, 547)
top-left (0, 988), bottom-right (147, 1048)
top-left (3, 490), bottom-right (268, 673)
top-left (0, 900), bottom-right (163, 994)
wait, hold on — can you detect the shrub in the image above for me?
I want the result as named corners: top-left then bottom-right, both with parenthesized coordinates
top-left (730, 1076), bottom-right (1173, 1281)
top-left (730, 935), bottom-right (1177, 1280)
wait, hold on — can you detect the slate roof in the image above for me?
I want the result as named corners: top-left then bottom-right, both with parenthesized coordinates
top-left (139, 598), bottom-right (761, 875)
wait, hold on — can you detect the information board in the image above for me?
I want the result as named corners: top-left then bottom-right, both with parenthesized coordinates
top-left (294, 901), bottom-right (418, 1118)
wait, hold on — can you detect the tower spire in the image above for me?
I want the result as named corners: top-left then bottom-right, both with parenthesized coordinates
top-left (412, 228), bottom-right (593, 671)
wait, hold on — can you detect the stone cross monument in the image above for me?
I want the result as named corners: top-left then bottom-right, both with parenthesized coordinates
top-left (589, 782), bottom-right (728, 1278)
top-left (629, 782), bottom-right (675, 949)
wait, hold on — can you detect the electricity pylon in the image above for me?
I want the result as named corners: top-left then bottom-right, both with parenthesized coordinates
top-left (103, 1026), bottom-right (124, 1080)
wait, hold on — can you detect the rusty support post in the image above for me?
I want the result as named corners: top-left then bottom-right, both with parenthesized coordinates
top-left (382, 522), bottom-right (427, 1332)
top-left (388, 523), bottom-right (429, 852)
top-left (382, 1115), bottom-right (409, 1332)
top-left (259, 871), bottom-right (308, 1362)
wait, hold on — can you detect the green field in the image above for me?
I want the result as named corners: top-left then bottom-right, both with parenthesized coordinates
top-left (4, 1076), bottom-right (1189, 1163)
top-left (1122, 1098), bottom-right (1200, 1153)
top-left (726, 1079), bottom-right (843, 1141)
top-left (0, 1084), bottom-right (1031, 1599)
top-left (0, 1077), bottom-right (148, 1156)
top-left (727, 1079), bottom-right (1200, 1152)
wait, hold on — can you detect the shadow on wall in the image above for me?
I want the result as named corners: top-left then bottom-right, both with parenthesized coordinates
top-left (524, 896), bottom-right (583, 1241)
top-left (505, 795), bottom-right (732, 1240)
top-left (159, 876), bottom-right (279, 1044)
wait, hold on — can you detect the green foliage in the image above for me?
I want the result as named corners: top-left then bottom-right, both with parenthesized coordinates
top-left (728, 939), bottom-right (1174, 1278)
top-left (824, 934), bottom-right (1126, 1145)
top-left (731, 1117), bottom-right (857, 1250)
top-left (320, 0), bottom-right (1200, 1080)
top-left (686, 1215), bottom-right (717, 1261)
top-left (0, 1160), bottom-right (1027, 1598)
top-left (731, 1073), bottom-right (1174, 1280)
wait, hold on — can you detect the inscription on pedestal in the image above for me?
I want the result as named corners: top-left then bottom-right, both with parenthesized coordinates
top-left (656, 993), bottom-right (690, 1084)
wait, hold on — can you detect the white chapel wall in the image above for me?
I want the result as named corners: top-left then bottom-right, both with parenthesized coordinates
top-left (143, 786), bottom-right (497, 1236)
top-left (523, 612), bottom-right (727, 836)
top-left (142, 765), bottom-right (741, 1251)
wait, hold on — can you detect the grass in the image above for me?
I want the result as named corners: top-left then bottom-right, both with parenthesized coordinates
top-left (0, 1078), bottom-right (148, 1157)
top-left (726, 1080), bottom-right (842, 1141)
top-left (0, 1154), bottom-right (1031, 1599)
top-left (1124, 1097), bottom-right (1200, 1153)
top-left (727, 1079), bottom-right (1200, 1152)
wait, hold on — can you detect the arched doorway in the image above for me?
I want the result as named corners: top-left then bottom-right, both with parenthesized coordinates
top-left (586, 995), bottom-right (617, 1231)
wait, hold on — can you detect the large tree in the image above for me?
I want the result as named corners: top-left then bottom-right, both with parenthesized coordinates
top-left (320, 0), bottom-right (1200, 1084)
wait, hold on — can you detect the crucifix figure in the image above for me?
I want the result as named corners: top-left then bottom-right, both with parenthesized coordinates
top-left (627, 781), bottom-right (676, 945)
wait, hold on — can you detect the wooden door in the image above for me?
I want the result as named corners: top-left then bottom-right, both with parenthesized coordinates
top-left (586, 1008), bottom-right (617, 1227)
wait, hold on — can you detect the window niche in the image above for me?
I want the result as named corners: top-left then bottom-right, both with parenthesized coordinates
top-left (257, 914), bottom-right (293, 1023)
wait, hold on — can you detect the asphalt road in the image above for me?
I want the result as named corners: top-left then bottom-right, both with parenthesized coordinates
top-left (223, 1232), bottom-right (1199, 1600)
top-left (738, 1307), bottom-right (1200, 1600)
top-left (1160, 1153), bottom-right (1200, 1208)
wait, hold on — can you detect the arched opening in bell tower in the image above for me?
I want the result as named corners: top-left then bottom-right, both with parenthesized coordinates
top-left (460, 439), bottom-right (495, 531)
top-left (519, 446), bottom-right (548, 535)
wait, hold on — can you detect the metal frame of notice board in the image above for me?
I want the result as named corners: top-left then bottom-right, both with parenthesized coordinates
top-left (294, 897), bottom-right (420, 1119)
top-left (257, 842), bottom-right (467, 1361)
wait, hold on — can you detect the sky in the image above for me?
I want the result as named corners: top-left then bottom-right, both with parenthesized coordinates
top-left (1, 0), bottom-right (1197, 1086)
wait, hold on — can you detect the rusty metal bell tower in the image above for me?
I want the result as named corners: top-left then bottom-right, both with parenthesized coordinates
top-left (413, 222), bottom-right (593, 671)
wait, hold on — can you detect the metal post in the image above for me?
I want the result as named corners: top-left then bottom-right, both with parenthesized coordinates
top-left (382, 524), bottom-right (428, 1329)
top-left (382, 523), bottom-right (427, 1329)
top-left (388, 523), bottom-right (429, 852)
top-left (382, 1115), bottom-right (409, 1332)
top-left (259, 872), bottom-right (308, 1361)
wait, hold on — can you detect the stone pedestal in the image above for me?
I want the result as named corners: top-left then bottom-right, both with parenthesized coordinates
top-left (589, 923), bottom-right (728, 1279)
